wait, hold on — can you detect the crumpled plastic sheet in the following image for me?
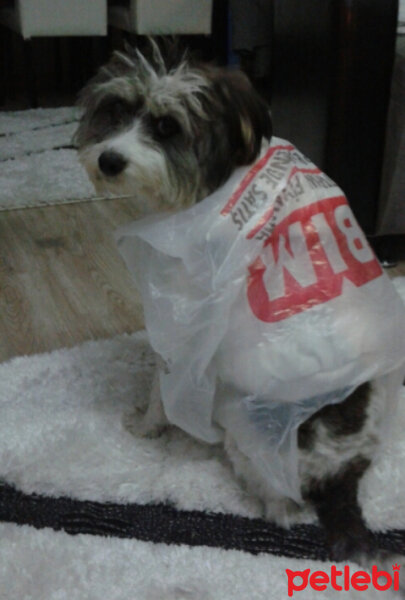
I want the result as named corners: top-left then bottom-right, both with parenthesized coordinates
top-left (116, 136), bottom-right (405, 501)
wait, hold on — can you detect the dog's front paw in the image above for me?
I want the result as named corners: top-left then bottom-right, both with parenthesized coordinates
top-left (123, 408), bottom-right (168, 439)
top-left (265, 497), bottom-right (308, 528)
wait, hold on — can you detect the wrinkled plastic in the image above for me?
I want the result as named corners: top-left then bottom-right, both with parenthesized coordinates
top-left (116, 137), bottom-right (405, 501)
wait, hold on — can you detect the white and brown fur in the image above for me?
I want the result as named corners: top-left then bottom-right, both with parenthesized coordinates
top-left (74, 41), bottom-right (404, 576)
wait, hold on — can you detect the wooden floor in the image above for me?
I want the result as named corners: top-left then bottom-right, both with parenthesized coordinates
top-left (0, 199), bottom-right (145, 364)
top-left (0, 199), bottom-right (404, 365)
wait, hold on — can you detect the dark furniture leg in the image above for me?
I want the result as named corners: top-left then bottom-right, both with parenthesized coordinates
top-left (23, 38), bottom-right (38, 108)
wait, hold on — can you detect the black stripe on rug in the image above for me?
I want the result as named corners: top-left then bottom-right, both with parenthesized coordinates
top-left (1, 482), bottom-right (405, 559)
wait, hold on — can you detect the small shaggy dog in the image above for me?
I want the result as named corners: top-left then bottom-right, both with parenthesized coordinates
top-left (74, 41), bottom-right (404, 573)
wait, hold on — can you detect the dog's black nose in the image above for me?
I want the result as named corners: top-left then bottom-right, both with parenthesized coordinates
top-left (98, 150), bottom-right (127, 176)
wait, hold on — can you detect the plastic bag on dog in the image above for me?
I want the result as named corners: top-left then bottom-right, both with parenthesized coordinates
top-left (116, 137), bottom-right (405, 501)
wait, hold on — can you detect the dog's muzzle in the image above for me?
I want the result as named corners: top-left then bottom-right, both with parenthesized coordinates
top-left (98, 150), bottom-right (128, 177)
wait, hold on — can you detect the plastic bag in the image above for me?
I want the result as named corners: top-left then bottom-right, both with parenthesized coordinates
top-left (116, 137), bottom-right (405, 501)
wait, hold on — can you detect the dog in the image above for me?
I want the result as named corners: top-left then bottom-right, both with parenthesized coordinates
top-left (74, 41), bottom-right (405, 577)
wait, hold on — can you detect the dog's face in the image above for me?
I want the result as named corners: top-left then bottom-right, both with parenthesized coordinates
top-left (74, 43), bottom-right (272, 213)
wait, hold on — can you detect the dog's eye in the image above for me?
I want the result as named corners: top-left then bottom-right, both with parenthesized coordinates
top-left (153, 116), bottom-right (180, 139)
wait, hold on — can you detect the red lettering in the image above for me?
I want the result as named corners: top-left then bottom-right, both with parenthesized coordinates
top-left (309, 571), bottom-right (329, 591)
top-left (351, 571), bottom-right (370, 591)
top-left (330, 566), bottom-right (343, 591)
top-left (221, 144), bottom-right (294, 216)
top-left (286, 568), bottom-right (310, 597)
top-left (372, 566), bottom-right (392, 591)
top-left (393, 565), bottom-right (401, 591)
top-left (247, 196), bottom-right (382, 322)
top-left (285, 564), bottom-right (399, 594)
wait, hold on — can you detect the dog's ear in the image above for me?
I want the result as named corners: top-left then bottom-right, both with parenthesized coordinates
top-left (207, 69), bottom-right (272, 165)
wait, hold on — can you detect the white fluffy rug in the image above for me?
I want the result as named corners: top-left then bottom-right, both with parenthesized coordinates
top-left (0, 107), bottom-right (97, 210)
top-left (1, 276), bottom-right (405, 600)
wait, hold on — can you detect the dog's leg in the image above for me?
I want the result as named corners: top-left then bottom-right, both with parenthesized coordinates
top-left (305, 460), bottom-right (405, 594)
top-left (223, 433), bottom-right (307, 526)
top-left (297, 383), bottom-right (380, 560)
top-left (303, 456), bottom-right (374, 561)
top-left (124, 368), bottom-right (170, 438)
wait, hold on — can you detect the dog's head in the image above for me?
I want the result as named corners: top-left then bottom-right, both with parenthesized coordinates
top-left (74, 41), bottom-right (272, 213)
